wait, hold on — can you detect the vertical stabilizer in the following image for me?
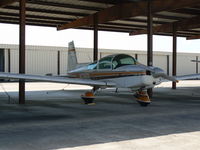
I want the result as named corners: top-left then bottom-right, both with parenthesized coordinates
top-left (67, 41), bottom-right (78, 72)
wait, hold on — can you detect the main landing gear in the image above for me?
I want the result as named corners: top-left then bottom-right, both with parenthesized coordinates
top-left (81, 88), bottom-right (151, 107)
top-left (81, 87), bottom-right (98, 105)
top-left (134, 90), bottom-right (151, 107)
top-left (81, 91), bottom-right (95, 105)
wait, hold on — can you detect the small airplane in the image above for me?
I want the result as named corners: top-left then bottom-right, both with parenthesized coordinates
top-left (0, 41), bottom-right (200, 106)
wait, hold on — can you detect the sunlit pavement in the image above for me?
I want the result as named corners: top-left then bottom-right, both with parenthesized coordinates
top-left (0, 81), bottom-right (200, 150)
top-left (57, 132), bottom-right (200, 150)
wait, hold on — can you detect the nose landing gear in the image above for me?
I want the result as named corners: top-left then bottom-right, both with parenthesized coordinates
top-left (134, 91), bottom-right (151, 107)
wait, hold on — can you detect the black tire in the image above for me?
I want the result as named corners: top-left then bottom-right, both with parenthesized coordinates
top-left (137, 101), bottom-right (150, 107)
top-left (82, 97), bottom-right (94, 104)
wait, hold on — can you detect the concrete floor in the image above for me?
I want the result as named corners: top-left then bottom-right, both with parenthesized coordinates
top-left (0, 81), bottom-right (200, 150)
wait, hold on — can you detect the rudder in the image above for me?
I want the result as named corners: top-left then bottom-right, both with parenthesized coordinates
top-left (67, 41), bottom-right (78, 72)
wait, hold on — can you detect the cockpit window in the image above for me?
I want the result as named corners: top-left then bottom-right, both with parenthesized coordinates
top-left (98, 56), bottom-right (112, 69)
top-left (88, 54), bottom-right (137, 70)
top-left (112, 54), bottom-right (136, 69)
top-left (87, 62), bottom-right (97, 70)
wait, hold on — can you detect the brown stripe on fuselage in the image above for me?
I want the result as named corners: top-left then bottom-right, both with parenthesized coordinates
top-left (69, 71), bottom-right (146, 79)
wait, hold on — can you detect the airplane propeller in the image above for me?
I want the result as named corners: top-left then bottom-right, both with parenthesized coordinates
top-left (152, 72), bottom-right (178, 82)
top-left (139, 64), bottom-right (178, 82)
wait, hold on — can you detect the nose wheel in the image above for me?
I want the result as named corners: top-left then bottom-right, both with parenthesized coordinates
top-left (137, 100), bottom-right (150, 107)
top-left (134, 91), bottom-right (151, 107)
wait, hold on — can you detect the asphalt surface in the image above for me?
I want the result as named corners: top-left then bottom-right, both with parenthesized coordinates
top-left (0, 81), bottom-right (200, 150)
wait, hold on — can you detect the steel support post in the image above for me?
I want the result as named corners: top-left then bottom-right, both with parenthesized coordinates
top-left (8, 49), bottom-right (11, 73)
top-left (167, 55), bottom-right (170, 75)
top-left (19, 0), bottom-right (26, 104)
top-left (147, 0), bottom-right (153, 98)
top-left (196, 56), bottom-right (198, 74)
top-left (135, 54), bottom-right (138, 60)
top-left (93, 14), bottom-right (98, 62)
top-left (57, 51), bottom-right (60, 75)
top-left (172, 23), bottom-right (177, 89)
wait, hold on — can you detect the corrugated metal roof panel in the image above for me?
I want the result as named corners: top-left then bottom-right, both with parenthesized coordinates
top-left (0, 0), bottom-right (199, 37)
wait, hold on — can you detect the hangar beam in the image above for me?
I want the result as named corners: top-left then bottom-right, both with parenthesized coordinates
top-left (57, 0), bottom-right (200, 30)
top-left (129, 16), bottom-right (200, 36)
top-left (0, 0), bottom-right (18, 7)
top-left (187, 35), bottom-right (200, 40)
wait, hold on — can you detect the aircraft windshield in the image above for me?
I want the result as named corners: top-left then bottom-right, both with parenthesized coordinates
top-left (98, 56), bottom-right (112, 69)
top-left (112, 54), bottom-right (136, 69)
top-left (87, 54), bottom-right (137, 70)
top-left (87, 62), bottom-right (97, 70)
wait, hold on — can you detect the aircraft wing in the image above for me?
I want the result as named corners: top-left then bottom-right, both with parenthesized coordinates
top-left (176, 74), bottom-right (200, 80)
top-left (160, 73), bottom-right (200, 82)
top-left (0, 72), bottom-right (116, 87)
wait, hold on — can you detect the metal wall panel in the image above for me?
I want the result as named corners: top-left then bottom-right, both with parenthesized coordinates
top-left (177, 55), bottom-right (196, 75)
top-left (10, 49), bottom-right (19, 73)
top-left (76, 48), bottom-right (93, 63)
top-left (168, 55), bottom-right (172, 76)
top-left (60, 50), bottom-right (68, 75)
top-left (137, 54), bottom-right (147, 64)
top-left (198, 57), bottom-right (200, 74)
top-left (4, 49), bottom-right (8, 72)
top-left (100, 52), bottom-right (114, 58)
top-left (153, 55), bottom-right (168, 73)
top-left (26, 49), bottom-right (58, 75)
top-left (0, 44), bottom-right (200, 76)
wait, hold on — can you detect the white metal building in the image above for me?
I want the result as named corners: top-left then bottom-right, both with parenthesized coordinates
top-left (0, 44), bottom-right (199, 76)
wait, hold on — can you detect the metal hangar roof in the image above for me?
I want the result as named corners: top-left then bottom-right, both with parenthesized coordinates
top-left (0, 0), bottom-right (200, 39)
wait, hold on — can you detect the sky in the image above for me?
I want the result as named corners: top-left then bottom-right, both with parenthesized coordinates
top-left (0, 23), bottom-right (199, 53)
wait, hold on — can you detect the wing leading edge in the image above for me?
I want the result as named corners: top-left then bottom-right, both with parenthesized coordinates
top-left (0, 72), bottom-right (116, 87)
top-left (161, 74), bottom-right (200, 82)
top-left (176, 74), bottom-right (200, 80)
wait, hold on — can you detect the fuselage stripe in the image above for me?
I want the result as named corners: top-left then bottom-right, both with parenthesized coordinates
top-left (69, 71), bottom-right (146, 79)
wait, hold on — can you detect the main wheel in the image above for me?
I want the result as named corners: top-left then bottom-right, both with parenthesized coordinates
top-left (81, 91), bottom-right (95, 105)
top-left (81, 97), bottom-right (94, 104)
top-left (137, 100), bottom-right (150, 107)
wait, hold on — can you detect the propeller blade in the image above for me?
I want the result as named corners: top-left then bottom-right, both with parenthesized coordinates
top-left (153, 73), bottom-right (178, 82)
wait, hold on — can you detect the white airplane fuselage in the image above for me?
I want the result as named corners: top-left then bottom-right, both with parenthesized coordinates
top-left (68, 63), bottom-right (163, 90)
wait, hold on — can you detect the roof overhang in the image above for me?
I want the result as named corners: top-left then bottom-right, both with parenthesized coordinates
top-left (0, 0), bottom-right (199, 38)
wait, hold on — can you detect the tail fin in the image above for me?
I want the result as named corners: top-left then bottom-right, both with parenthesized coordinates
top-left (67, 41), bottom-right (78, 72)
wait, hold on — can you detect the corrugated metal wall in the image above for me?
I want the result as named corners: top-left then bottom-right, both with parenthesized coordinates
top-left (3, 45), bottom-right (67, 75)
top-left (0, 44), bottom-right (200, 76)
